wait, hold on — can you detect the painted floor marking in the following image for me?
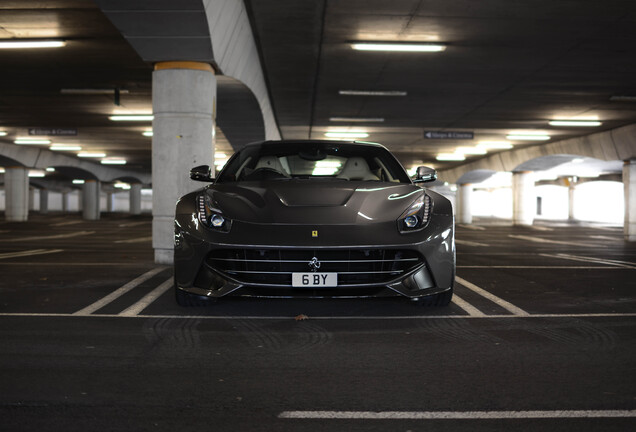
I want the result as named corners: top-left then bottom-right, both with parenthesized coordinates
top-left (2, 312), bottom-right (636, 320)
top-left (278, 410), bottom-right (636, 420)
top-left (458, 224), bottom-right (486, 230)
top-left (540, 253), bottom-right (636, 269)
top-left (118, 221), bottom-right (150, 227)
top-left (0, 249), bottom-right (63, 260)
top-left (590, 235), bottom-right (622, 241)
top-left (529, 225), bottom-right (554, 231)
top-left (508, 234), bottom-right (596, 248)
top-left (118, 277), bottom-right (173, 317)
top-left (456, 239), bottom-right (490, 247)
top-left (73, 267), bottom-right (167, 316)
top-left (5, 230), bottom-right (96, 242)
top-left (455, 276), bottom-right (529, 316)
top-left (49, 220), bottom-right (84, 227)
top-left (114, 236), bottom-right (152, 244)
top-left (450, 294), bottom-right (485, 317)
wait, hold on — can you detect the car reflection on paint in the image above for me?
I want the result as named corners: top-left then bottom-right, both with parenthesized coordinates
top-left (173, 140), bottom-right (455, 306)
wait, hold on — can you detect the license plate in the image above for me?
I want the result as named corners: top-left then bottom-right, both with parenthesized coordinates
top-left (292, 272), bottom-right (338, 287)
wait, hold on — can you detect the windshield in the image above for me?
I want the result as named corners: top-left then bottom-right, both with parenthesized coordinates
top-left (216, 142), bottom-right (411, 184)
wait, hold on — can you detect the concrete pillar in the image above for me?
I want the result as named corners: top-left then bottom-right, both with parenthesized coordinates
top-left (567, 178), bottom-right (576, 221)
top-left (39, 189), bottom-right (49, 214)
top-left (28, 188), bottom-right (36, 211)
top-left (82, 180), bottom-right (100, 220)
top-left (130, 183), bottom-right (142, 215)
top-left (457, 183), bottom-right (473, 224)
top-left (512, 171), bottom-right (535, 226)
top-left (62, 191), bottom-right (70, 212)
top-left (152, 61), bottom-right (216, 264)
top-left (4, 167), bottom-right (29, 221)
top-left (106, 191), bottom-right (114, 212)
top-left (624, 160), bottom-right (636, 241)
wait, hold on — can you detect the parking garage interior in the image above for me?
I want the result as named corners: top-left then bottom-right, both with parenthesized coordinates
top-left (1, 1), bottom-right (635, 430)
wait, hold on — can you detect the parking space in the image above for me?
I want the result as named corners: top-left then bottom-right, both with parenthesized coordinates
top-left (1, 214), bottom-right (635, 431)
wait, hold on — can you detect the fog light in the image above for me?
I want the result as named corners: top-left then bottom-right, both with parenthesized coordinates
top-left (211, 214), bottom-right (225, 227)
top-left (404, 215), bottom-right (419, 228)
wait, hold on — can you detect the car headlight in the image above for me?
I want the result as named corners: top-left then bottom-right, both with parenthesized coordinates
top-left (398, 193), bottom-right (432, 232)
top-left (197, 194), bottom-right (232, 232)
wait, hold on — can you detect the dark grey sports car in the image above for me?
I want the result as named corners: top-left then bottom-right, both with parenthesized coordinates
top-left (174, 140), bottom-right (455, 306)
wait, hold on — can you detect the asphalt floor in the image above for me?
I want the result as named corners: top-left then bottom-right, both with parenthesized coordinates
top-left (0, 212), bottom-right (634, 431)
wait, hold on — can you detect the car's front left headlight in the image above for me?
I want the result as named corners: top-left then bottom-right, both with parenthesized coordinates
top-left (398, 193), bottom-right (432, 232)
top-left (197, 193), bottom-right (232, 232)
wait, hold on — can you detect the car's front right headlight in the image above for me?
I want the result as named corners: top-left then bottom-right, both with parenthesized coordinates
top-left (197, 193), bottom-right (232, 232)
top-left (397, 193), bottom-right (432, 233)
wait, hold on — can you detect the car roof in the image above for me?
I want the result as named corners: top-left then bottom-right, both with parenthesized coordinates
top-left (242, 139), bottom-right (388, 150)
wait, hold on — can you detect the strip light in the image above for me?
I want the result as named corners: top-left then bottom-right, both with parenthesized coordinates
top-left (50, 144), bottom-right (81, 151)
top-left (78, 152), bottom-right (106, 158)
top-left (14, 138), bottom-right (51, 145)
top-left (352, 42), bottom-right (446, 52)
top-left (101, 158), bottom-right (127, 165)
top-left (0, 40), bottom-right (66, 49)
top-left (330, 117), bottom-right (385, 122)
top-left (436, 153), bottom-right (466, 161)
top-left (0, 131), bottom-right (7, 136)
top-left (109, 115), bottom-right (154, 121)
top-left (549, 120), bottom-right (602, 127)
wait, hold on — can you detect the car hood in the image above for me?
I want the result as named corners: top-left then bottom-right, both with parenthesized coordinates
top-left (207, 180), bottom-right (423, 224)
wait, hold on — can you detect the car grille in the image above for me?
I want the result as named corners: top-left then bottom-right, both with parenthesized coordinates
top-left (206, 248), bottom-right (423, 286)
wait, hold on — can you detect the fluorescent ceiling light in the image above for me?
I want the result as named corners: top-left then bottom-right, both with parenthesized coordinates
top-left (142, 131), bottom-right (153, 137)
top-left (0, 131), bottom-right (7, 136)
top-left (315, 160), bottom-right (342, 168)
top-left (101, 158), bottom-right (126, 165)
top-left (329, 117), bottom-right (384, 122)
top-left (0, 168), bottom-right (5, 173)
top-left (339, 90), bottom-right (407, 96)
top-left (456, 147), bottom-right (487, 155)
top-left (14, 138), bottom-right (51, 145)
top-left (50, 144), bottom-right (81, 151)
top-left (28, 170), bottom-right (45, 178)
top-left (610, 95), bottom-right (636, 102)
top-left (436, 153), bottom-right (466, 161)
top-left (549, 120), bottom-right (602, 127)
top-left (506, 134), bottom-right (550, 141)
top-left (324, 131), bottom-right (369, 139)
top-left (114, 182), bottom-right (131, 189)
top-left (109, 115), bottom-right (154, 121)
top-left (477, 141), bottom-right (513, 150)
top-left (0, 40), bottom-right (66, 49)
top-left (78, 152), bottom-right (106, 158)
top-left (46, 167), bottom-right (55, 172)
top-left (215, 152), bottom-right (227, 159)
top-left (351, 42), bottom-right (446, 52)
top-left (72, 179), bottom-right (85, 184)
top-left (61, 88), bottom-right (129, 95)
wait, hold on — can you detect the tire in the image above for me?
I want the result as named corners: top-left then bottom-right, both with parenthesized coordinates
top-left (418, 286), bottom-right (453, 307)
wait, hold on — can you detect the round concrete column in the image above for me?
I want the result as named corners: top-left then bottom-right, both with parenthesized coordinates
top-left (62, 191), bottom-right (70, 212)
top-left (152, 61), bottom-right (216, 264)
top-left (457, 183), bottom-right (473, 224)
top-left (512, 171), bottom-right (535, 226)
top-left (130, 183), bottom-right (142, 215)
top-left (106, 191), bottom-right (114, 212)
top-left (4, 166), bottom-right (29, 221)
top-left (82, 180), bottom-right (101, 220)
top-left (39, 189), bottom-right (49, 214)
top-left (567, 179), bottom-right (576, 221)
top-left (624, 160), bottom-right (636, 241)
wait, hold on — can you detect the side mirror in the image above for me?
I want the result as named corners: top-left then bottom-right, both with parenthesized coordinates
top-left (190, 165), bottom-right (214, 182)
top-left (413, 166), bottom-right (437, 183)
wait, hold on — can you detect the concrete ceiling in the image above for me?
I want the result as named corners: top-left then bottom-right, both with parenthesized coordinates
top-left (1, 0), bottom-right (636, 181)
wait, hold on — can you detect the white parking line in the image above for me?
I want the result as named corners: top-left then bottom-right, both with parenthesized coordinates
top-left (73, 267), bottom-right (168, 315)
top-left (508, 234), bottom-right (596, 248)
top-left (114, 236), bottom-right (152, 244)
top-left (278, 410), bottom-right (636, 420)
top-left (0, 249), bottom-right (64, 260)
top-left (458, 225), bottom-right (486, 230)
top-left (118, 221), bottom-right (150, 227)
top-left (456, 239), bottom-right (490, 247)
top-left (528, 226), bottom-right (554, 231)
top-left (451, 294), bottom-right (485, 317)
top-left (540, 253), bottom-right (636, 269)
top-left (50, 220), bottom-right (84, 227)
top-left (5, 231), bottom-right (95, 242)
top-left (455, 276), bottom-right (529, 316)
top-left (118, 277), bottom-right (173, 316)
